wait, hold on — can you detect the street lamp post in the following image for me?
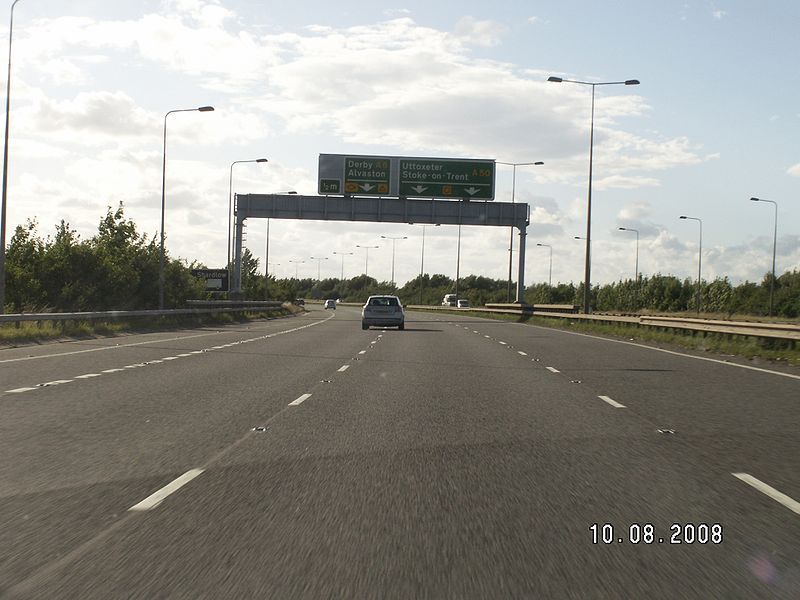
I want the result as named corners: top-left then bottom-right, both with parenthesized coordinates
top-left (159, 105), bottom-right (214, 309)
top-left (536, 243), bottom-right (552, 287)
top-left (497, 161), bottom-right (543, 302)
top-left (380, 235), bottom-right (407, 288)
top-left (264, 218), bottom-right (270, 299)
top-left (750, 197), bottom-right (778, 316)
top-left (0, 0), bottom-right (23, 313)
top-left (333, 251), bottom-right (353, 280)
top-left (679, 216), bottom-right (703, 314)
top-left (548, 75), bottom-right (640, 313)
top-left (356, 245), bottom-right (379, 278)
top-left (309, 256), bottom-right (329, 281)
top-left (417, 223), bottom-right (440, 304)
top-left (617, 227), bottom-right (639, 281)
top-left (288, 259), bottom-right (304, 279)
top-left (228, 158), bottom-right (268, 281)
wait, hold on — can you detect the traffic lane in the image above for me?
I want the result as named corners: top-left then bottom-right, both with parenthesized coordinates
top-left (0, 308), bottom-right (368, 587)
top-left (437, 314), bottom-right (800, 498)
top-left (0, 312), bottom-right (323, 393)
top-left (21, 313), bottom-right (799, 598)
top-left (0, 309), bottom-right (349, 495)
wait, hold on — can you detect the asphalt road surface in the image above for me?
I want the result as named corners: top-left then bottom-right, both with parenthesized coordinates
top-left (1, 306), bottom-right (798, 599)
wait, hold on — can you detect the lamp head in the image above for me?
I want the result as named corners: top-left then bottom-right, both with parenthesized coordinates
top-left (197, 106), bottom-right (215, 112)
top-left (624, 80), bottom-right (640, 86)
top-left (547, 76), bottom-right (563, 83)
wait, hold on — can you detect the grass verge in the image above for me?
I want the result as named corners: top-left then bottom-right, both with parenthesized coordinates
top-left (0, 307), bottom-right (297, 346)
top-left (421, 308), bottom-right (800, 367)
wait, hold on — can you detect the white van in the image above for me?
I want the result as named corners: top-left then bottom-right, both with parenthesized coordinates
top-left (442, 294), bottom-right (457, 306)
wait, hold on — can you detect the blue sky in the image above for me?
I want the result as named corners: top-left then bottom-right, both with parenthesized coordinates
top-left (3, 0), bottom-right (798, 287)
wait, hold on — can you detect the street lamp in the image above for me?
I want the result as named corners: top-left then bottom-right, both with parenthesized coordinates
top-left (536, 243), bottom-right (553, 287)
top-left (497, 160), bottom-right (544, 302)
top-left (159, 105), bottom-right (214, 309)
top-left (750, 197), bottom-right (779, 316)
top-left (333, 251), bottom-right (353, 280)
top-left (617, 227), bottom-right (640, 281)
top-left (417, 223), bottom-right (440, 304)
top-left (309, 256), bottom-right (329, 281)
top-left (380, 235), bottom-right (407, 287)
top-left (288, 259), bottom-right (304, 279)
top-left (548, 75), bottom-right (640, 313)
top-left (356, 245), bottom-right (379, 278)
top-left (228, 158), bottom-right (268, 279)
top-left (679, 215), bottom-right (703, 314)
top-left (0, 0), bottom-right (23, 313)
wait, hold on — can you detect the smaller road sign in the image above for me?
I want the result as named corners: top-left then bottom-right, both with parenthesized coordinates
top-left (398, 158), bottom-right (494, 200)
top-left (191, 269), bottom-right (229, 291)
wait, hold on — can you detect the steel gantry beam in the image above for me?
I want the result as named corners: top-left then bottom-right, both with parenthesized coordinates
top-left (232, 194), bottom-right (531, 302)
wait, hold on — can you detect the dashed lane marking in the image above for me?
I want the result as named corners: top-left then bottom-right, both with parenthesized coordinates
top-left (288, 393), bottom-right (312, 406)
top-left (546, 367), bottom-right (560, 373)
top-left (598, 395), bottom-right (626, 408)
top-left (128, 469), bottom-right (205, 512)
top-left (337, 365), bottom-right (350, 372)
top-left (518, 351), bottom-right (528, 356)
top-left (732, 473), bottom-right (800, 515)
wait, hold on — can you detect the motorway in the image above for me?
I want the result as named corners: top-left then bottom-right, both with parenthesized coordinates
top-left (0, 305), bottom-right (798, 599)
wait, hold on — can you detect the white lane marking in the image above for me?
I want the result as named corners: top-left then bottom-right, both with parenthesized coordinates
top-left (337, 365), bottom-right (350, 372)
top-left (289, 393), bottom-right (312, 406)
top-left (370, 341), bottom-right (377, 344)
top-left (74, 373), bottom-right (102, 379)
top-left (211, 346), bottom-right (226, 350)
top-left (6, 387), bottom-right (37, 393)
top-left (378, 335), bottom-right (383, 338)
top-left (5, 313), bottom-right (338, 395)
top-left (546, 367), bottom-right (560, 373)
top-left (732, 473), bottom-right (800, 515)
top-left (519, 322), bottom-right (800, 381)
top-left (598, 395), bottom-right (626, 408)
top-left (359, 350), bottom-right (367, 355)
top-left (499, 341), bottom-right (507, 345)
top-left (484, 335), bottom-right (491, 338)
top-left (128, 469), bottom-right (205, 512)
top-left (518, 351), bottom-right (528, 356)
top-left (473, 331), bottom-right (479, 334)
top-left (0, 331), bottom-right (225, 364)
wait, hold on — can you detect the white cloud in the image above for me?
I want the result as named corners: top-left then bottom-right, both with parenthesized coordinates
top-left (594, 175), bottom-right (661, 190)
top-left (712, 10), bottom-right (727, 20)
top-left (527, 16), bottom-right (542, 25)
top-left (787, 163), bottom-right (800, 177)
top-left (454, 16), bottom-right (508, 47)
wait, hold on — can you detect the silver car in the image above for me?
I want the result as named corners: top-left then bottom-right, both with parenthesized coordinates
top-left (362, 295), bottom-right (405, 330)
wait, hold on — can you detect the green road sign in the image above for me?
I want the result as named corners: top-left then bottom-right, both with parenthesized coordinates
top-left (342, 156), bottom-right (391, 195)
top-left (398, 158), bottom-right (494, 200)
top-left (318, 154), bottom-right (495, 199)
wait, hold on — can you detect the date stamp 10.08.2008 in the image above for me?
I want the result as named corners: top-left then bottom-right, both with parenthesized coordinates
top-left (590, 523), bottom-right (723, 545)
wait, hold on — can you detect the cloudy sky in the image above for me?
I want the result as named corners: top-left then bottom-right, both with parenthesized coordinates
top-left (3, 0), bottom-right (799, 287)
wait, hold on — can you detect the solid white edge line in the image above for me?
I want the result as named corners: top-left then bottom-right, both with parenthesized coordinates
top-left (102, 368), bottom-right (124, 373)
top-left (546, 367), bottom-right (560, 373)
top-left (515, 321), bottom-right (800, 381)
top-left (337, 365), bottom-right (350, 372)
top-left (74, 374), bottom-right (101, 379)
top-left (732, 473), bottom-right (800, 515)
top-left (128, 468), bottom-right (205, 512)
top-left (289, 393), bottom-right (312, 406)
top-left (6, 387), bottom-right (37, 393)
top-left (598, 395), bottom-right (626, 408)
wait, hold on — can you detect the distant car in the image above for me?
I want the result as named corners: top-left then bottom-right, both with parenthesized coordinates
top-left (294, 298), bottom-right (305, 306)
top-left (362, 295), bottom-right (405, 330)
top-left (442, 294), bottom-right (457, 306)
top-left (324, 299), bottom-right (336, 309)
top-left (457, 299), bottom-right (471, 308)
